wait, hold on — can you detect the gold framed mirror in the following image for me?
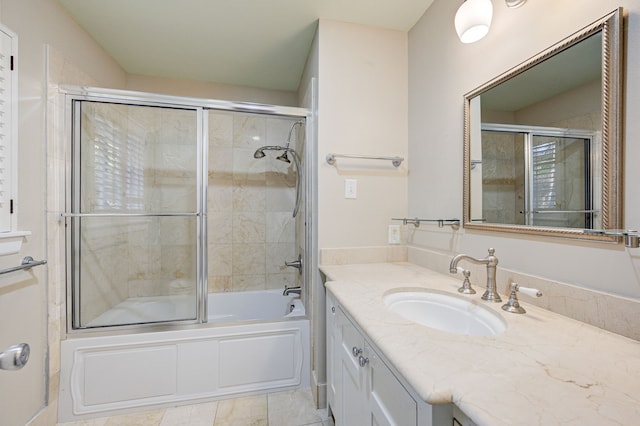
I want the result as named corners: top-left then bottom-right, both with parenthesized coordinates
top-left (463, 8), bottom-right (623, 241)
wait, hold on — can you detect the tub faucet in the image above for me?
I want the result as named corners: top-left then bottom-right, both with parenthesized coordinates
top-left (283, 285), bottom-right (302, 296)
top-left (449, 248), bottom-right (502, 302)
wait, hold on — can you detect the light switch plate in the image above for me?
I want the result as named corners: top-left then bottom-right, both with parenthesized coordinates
top-left (344, 179), bottom-right (357, 199)
top-left (388, 225), bottom-right (401, 244)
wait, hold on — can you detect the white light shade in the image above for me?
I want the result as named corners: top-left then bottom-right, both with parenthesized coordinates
top-left (454, 0), bottom-right (493, 44)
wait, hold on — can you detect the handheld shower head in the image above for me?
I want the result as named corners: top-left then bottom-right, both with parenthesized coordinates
top-left (276, 151), bottom-right (290, 163)
top-left (250, 145), bottom-right (302, 218)
top-left (278, 121), bottom-right (304, 162)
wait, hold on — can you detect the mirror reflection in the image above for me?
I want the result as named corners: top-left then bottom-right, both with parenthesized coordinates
top-left (477, 124), bottom-right (597, 228)
top-left (464, 9), bottom-right (622, 240)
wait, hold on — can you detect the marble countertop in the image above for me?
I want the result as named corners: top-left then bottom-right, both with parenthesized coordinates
top-left (321, 262), bottom-right (640, 426)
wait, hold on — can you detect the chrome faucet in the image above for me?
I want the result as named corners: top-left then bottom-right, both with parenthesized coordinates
top-left (449, 248), bottom-right (501, 302)
top-left (283, 285), bottom-right (302, 296)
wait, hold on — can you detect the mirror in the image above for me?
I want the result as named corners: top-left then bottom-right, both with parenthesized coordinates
top-left (463, 8), bottom-right (623, 241)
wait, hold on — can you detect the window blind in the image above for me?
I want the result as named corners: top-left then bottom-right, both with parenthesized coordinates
top-left (91, 110), bottom-right (144, 212)
top-left (531, 140), bottom-right (557, 210)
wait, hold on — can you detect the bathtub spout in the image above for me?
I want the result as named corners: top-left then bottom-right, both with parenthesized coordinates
top-left (283, 286), bottom-right (302, 296)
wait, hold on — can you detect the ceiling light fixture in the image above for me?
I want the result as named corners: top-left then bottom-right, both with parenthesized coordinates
top-left (454, 0), bottom-right (494, 44)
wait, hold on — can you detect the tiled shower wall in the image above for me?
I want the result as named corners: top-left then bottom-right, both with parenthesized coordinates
top-left (208, 112), bottom-right (303, 293)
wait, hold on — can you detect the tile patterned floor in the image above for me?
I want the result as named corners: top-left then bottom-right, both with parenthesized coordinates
top-left (57, 389), bottom-right (332, 426)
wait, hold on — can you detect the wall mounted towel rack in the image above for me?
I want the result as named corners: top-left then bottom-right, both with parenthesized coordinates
top-left (392, 217), bottom-right (460, 230)
top-left (326, 153), bottom-right (404, 167)
top-left (0, 256), bottom-right (47, 276)
top-left (583, 229), bottom-right (640, 248)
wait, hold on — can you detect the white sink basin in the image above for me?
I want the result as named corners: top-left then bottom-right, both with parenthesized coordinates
top-left (383, 290), bottom-right (507, 336)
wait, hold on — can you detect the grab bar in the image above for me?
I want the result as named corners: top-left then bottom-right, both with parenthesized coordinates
top-left (0, 256), bottom-right (47, 276)
top-left (326, 153), bottom-right (404, 167)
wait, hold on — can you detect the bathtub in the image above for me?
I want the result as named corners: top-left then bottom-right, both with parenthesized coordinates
top-left (58, 290), bottom-right (309, 422)
top-left (85, 289), bottom-right (305, 327)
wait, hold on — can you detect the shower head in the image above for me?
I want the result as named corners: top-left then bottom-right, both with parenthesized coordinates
top-left (276, 121), bottom-right (304, 162)
top-left (251, 145), bottom-right (302, 217)
top-left (276, 151), bottom-right (290, 163)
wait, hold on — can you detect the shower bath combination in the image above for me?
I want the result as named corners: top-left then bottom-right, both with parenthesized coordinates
top-left (58, 89), bottom-right (311, 421)
top-left (253, 120), bottom-right (304, 217)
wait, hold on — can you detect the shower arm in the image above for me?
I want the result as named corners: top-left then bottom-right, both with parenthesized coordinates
top-left (285, 121), bottom-right (305, 146)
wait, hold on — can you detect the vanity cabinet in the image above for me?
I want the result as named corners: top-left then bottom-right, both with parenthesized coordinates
top-left (327, 291), bottom-right (452, 426)
top-left (452, 407), bottom-right (477, 426)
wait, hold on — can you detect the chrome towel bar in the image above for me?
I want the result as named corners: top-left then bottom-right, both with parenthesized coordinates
top-left (326, 153), bottom-right (404, 167)
top-left (584, 229), bottom-right (640, 248)
top-left (392, 217), bottom-right (460, 230)
top-left (0, 256), bottom-right (47, 276)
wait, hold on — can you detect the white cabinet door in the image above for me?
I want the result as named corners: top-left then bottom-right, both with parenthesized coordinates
top-left (369, 346), bottom-right (417, 426)
top-left (337, 307), bottom-right (367, 425)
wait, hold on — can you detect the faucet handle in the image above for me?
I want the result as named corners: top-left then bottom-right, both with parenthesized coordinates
top-left (457, 268), bottom-right (476, 294)
top-left (501, 282), bottom-right (542, 314)
top-left (517, 285), bottom-right (542, 298)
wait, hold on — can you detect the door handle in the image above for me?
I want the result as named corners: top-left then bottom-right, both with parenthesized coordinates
top-left (0, 343), bottom-right (30, 371)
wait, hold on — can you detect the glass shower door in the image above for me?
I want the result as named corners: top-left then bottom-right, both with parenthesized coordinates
top-left (481, 125), bottom-right (594, 228)
top-left (529, 135), bottom-right (592, 228)
top-left (70, 100), bottom-right (202, 329)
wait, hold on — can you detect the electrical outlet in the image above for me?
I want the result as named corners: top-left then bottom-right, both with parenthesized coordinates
top-left (344, 179), bottom-right (357, 199)
top-left (388, 225), bottom-right (401, 244)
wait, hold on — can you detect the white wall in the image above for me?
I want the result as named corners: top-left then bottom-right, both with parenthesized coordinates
top-left (317, 19), bottom-right (408, 249)
top-left (408, 0), bottom-right (640, 299)
top-left (305, 19), bottom-right (409, 408)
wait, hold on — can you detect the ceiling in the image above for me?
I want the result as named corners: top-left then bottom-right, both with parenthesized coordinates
top-left (58, 0), bottom-right (435, 92)
top-left (481, 32), bottom-right (602, 112)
